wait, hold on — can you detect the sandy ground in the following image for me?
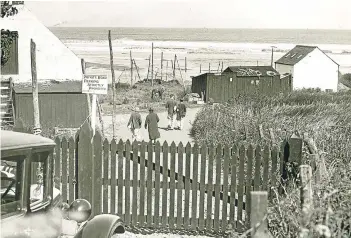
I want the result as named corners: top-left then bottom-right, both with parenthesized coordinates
top-left (101, 107), bottom-right (203, 145)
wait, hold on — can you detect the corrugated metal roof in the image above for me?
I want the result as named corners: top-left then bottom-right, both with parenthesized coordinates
top-left (13, 80), bottom-right (82, 94)
top-left (223, 66), bottom-right (279, 77)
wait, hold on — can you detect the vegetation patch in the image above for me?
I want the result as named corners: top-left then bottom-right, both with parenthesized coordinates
top-left (191, 90), bottom-right (351, 237)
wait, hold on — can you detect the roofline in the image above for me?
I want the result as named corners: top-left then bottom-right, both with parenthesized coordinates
top-left (315, 47), bottom-right (340, 66)
top-left (275, 46), bottom-right (340, 66)
top-left (275, 62), bottom-right (295, 66)
top-left (24, 6), bottom-right (82, 61)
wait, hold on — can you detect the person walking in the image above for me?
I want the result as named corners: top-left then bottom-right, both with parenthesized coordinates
top-left (144, 107), bottom-right (160, 144)
top-left (127, 106), bottom-right (142, 141)
top-left (175, 98), bottom-right (186, 130)
top-left (165, 94), bottom-right (177, 130)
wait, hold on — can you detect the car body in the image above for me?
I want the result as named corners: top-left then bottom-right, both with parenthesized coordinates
top-left (1, 130), bottom-right (125, 238)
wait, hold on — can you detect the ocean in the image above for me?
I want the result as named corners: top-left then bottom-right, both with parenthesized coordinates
top-left (50, 27), bottom-right (351, 83)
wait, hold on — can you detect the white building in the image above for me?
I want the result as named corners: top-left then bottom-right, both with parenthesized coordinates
top-left (275, 45), bottom-right (339, 92)
top-left (0, 2), bottom-right (82, 82)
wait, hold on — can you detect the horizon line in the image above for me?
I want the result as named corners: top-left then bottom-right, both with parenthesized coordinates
top-left (47, 26), bottom-right (351, 31)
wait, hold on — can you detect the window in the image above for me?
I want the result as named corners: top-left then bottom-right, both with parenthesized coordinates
top-left (291, 53), bottom-right (297, 58)
top-left (1, 156), bottom-right (24, 216)
top-left (1, 30), bottom-right (19, 75)
top-left (30, 153), bottom-right (49, 206)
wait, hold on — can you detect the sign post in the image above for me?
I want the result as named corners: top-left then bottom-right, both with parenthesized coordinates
top-left (82, 75), bottom-right (108, 136)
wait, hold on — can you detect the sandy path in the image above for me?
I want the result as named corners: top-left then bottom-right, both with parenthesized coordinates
top-left (101, 107), bottom-right (202, 145)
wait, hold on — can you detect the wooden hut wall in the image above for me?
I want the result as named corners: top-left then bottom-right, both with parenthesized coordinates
top-left (191, 74), bottom-right (207, 99)
top-left (15, 93), bottom-right (89, 129)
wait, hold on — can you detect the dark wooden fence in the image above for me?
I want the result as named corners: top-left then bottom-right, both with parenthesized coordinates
top-left (15, 120), bottom-right (303, 233)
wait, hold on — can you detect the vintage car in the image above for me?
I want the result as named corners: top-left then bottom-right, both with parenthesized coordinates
top-left (1, 130), bottom-right (125, 238)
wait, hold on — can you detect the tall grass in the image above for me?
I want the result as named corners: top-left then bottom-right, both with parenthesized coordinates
top-left (191, 90), bottom-right (351, 237)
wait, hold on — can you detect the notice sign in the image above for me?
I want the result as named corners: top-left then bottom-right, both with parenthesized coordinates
top-left (82, 75), bottom-right (108, 94)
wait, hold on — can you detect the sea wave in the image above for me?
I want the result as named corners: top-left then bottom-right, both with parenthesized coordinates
top-left (63, 38), bottom-right (351, 55)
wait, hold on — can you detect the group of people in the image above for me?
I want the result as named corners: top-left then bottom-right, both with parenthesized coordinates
top-left (127, 94), bottom-right (187, 143)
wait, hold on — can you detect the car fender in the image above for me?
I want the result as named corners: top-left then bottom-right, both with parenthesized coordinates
top-left (73, 214), bottom-right (125, 238)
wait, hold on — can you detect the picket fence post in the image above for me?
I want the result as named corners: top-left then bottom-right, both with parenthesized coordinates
top-left (250, 191), bottom-right (273, 238)
top-left (299, 165), bottom-right (313, 238)
top-left (77, 120), bottom-right (94, 214)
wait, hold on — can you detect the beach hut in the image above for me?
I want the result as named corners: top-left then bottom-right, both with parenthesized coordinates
top-left (0, 1), bottom-right (82, 82)
top-left (191, 66), bottom-right (291, 103)
top-left (12, 80), bottom-right (89, 130)
top-left (275, 45), bottom-right (340, 92)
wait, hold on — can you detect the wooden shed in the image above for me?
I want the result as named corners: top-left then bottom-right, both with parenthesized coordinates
top-left (13, 80), bottom-right (89, 129)
top-left (191, 66), bottom-right (292, 103)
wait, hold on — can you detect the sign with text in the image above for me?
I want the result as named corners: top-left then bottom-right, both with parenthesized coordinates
top-left (82, 75), bottom-right (108, 94)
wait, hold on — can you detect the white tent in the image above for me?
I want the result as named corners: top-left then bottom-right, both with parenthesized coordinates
top-left (1, 4), bottom-right (82, 82)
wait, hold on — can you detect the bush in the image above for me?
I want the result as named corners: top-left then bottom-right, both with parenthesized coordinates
top-left (191, 90), bottom-right (351, 237)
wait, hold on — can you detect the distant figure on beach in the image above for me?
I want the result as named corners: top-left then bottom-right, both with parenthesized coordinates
top-left (144, 107), bottom-right (160, 144)
top-left (127, 106), bottom-right (142, 141)
top-left (165, 94), bottom-right (177, 130)
top-left (175, 98), bottom-right (186, 130)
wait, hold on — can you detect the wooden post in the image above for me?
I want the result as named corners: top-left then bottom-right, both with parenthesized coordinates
top-left (185, 57), bottom-right (187, 72)
top-left (81, 59), bottom-right (92, 126)
top-left (176, 58), bottom-right (185, 90)
top-left (30, 39), bottom-right (41, 135)
top-left (200, 64), bottom-right (202, 73)
top-left (250, 191), bottom-right (272, 238)
top-left (258, 124), bottom-right (264, 139)
top-left (133, 59), bottom-right (141, 81)
top-left (289, 133), bottom-right (303, 166)
top-left (299, 165), bottom-right (313, 238)
top-left (130, 50), bottom-right (133, 87)
top-left (269, 128), bottom-right (275, 145)
top-left (147, 55), bottom-right (151, 80)
top-left (221, 61), bottom-right (223, 72)
top-left (151, 43), bottom-right (154, 86)
top-left (161, 52), bottom-right (163, 81)
top-left (271, 47), bottom-right (274, 67)
top-left (96, 99), bottom-right (104, 137)
top-left (166, 60), bottom-right (168, 81)
top-left (173, 55), bottom-right (176, 79)
top-left (108, 30), bottom-right (116, 139)
top-left (209, 63), bottom-right (210, 73)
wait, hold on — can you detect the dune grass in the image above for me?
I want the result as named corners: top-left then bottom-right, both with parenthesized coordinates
top-left (191, 90), bottom-right (351, 237)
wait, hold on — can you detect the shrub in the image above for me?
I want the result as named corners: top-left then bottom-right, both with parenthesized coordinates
top-left (191, 90), bottom-right (351, 236)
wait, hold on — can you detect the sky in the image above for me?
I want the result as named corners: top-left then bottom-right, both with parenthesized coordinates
top-left (25, 0), bottom-right (351, 29)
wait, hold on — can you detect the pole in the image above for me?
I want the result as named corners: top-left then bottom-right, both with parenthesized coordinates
top-left (176, 58), bottom-right (184, 89)
top-left (166, 60), bottom-right (168, 81)
top-left (130, 50), bottom-right (133, 87)
top-left (185, 57), bottom-right (187, 72)
top-left (271, 46), bottom-right (275, 67)
top-left (209, 63), bottom-right (210, 73)
top-left (161, 52), bottom-right (163, 81)
top-left (173, 54), bottom-right (177, 79)
top-left (147, 55), bottom-right (151, 81)
top-left (91, 94), bottom-right (97, 135)
top-left (133, 59), bottom-right (141, 81)
top-left (30, 39), bottom-right (41, 135)
top-left (221, 62), bottom-right (223, 72)
top-left (82, 58), bottom-right (93, 130)
top-left (200, 64), bottom-right (202, 73)
top-left (151, 42), bottom-right (154, 86)
top-left (108, 30), bottom-right (116, 139)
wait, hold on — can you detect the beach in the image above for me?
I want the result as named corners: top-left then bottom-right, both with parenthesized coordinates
top-left (51, 27), bottom-right (351, 85)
